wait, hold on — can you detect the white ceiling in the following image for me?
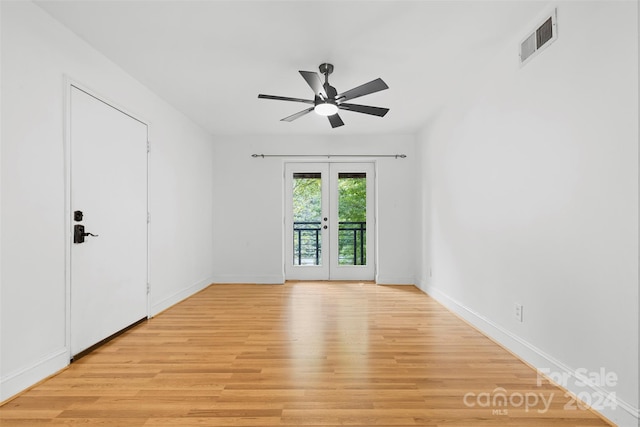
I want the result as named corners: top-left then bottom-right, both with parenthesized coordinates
top-left (35, 0), bottom-right (548, 136)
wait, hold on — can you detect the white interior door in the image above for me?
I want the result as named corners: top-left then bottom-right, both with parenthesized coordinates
top-left (70, 86), bottom-right (148, 356)
top-left (285, 162), bottom-right (375, 281)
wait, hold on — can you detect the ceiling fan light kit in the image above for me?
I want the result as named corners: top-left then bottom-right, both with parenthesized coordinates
top-left (258, 63), bottom-right (389, 128)
top-left (314, 101), bottom-right (338, 116)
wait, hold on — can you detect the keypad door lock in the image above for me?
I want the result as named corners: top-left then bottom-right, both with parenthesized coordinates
top-left (74, 224), bottom-right (99, 244)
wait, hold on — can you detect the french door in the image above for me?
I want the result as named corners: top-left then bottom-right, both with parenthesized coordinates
top-left (284, 162), bottom-right (375, 280)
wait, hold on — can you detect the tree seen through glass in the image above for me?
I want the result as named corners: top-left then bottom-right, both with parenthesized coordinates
top-left (337, 173), bottom-right (366, 265)
top-left (292, 172), bottom-right (366, 266)
top-left (292, 174), bottom-right (322, 265)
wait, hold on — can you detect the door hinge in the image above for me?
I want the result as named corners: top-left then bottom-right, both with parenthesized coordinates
top-left (147, 212), bottom-right (151, 223)
top-left (147, 141), bottom-right (150, 153)
top-left (147, 283), bottom-right (150, 294)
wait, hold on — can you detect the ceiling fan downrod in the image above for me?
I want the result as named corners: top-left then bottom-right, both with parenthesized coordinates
top-left (319, 63), bottom-right (333, 86)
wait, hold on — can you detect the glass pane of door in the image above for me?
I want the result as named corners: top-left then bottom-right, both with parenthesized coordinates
top-left (337, 173), bottom-right (367, 265)
top-left (292, 172), bottom-right (322, 266)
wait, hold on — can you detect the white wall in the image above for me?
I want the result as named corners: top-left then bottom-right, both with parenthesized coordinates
top-left (0, 1), bottom-right (214, 401)
top-left (211, 135), bottom-right (416, 285)
top-left (416, 2), bottom-right (638, 426)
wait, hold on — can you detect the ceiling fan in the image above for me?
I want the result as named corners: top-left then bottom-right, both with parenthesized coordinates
top-left (258, 63), bottom-right (389, 128)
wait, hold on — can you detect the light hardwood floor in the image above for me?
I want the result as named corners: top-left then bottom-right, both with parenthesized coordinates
top-left (0, 282), bottom-right (612, 426)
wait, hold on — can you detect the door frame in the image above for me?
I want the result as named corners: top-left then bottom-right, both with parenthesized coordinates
top-left (283, 160), bottom-right (377, 281)
top-left (63, 77), bottom-right (150, 361)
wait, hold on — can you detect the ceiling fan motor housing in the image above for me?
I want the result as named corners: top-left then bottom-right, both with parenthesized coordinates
top-left (321, 86), bottom-right (338, 102)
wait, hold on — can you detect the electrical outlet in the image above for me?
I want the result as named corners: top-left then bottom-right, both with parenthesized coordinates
top-left (515, 304), bottom-right (523, 322)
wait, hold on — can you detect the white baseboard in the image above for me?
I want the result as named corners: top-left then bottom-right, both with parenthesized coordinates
top-left (150, 276), bottom-right (213, 317)
top-left (210, 274), bottom-right (285, 285)
top-left (375, 275), bottom-right (415, 285)
top-left (416, 280), bottom-right (639, 427)
top-left (0, 347), bottom-right (68, 402)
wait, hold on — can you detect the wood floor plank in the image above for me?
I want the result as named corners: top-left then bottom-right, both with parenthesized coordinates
top-left (0, 282), bottom-right (612, 426)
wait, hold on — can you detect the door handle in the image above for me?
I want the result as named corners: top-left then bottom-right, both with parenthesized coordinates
top-left (74, 224), bottom-right (99, 244)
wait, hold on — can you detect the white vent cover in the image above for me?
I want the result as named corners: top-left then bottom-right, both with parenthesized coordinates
top-left (520, 9), bottom-right (557, 65)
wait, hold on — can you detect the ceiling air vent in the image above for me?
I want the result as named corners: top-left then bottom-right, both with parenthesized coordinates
top-left (520, 9), bottom-right (557, 65)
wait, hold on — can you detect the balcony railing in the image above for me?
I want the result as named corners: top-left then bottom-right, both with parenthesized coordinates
top-left (293, 222), bottom-right (321, 266)
top-left (293, 221), bottom-right (366, 266)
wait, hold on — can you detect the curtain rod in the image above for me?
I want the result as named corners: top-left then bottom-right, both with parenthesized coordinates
top-left (251, 154), bottom-right (406, 159)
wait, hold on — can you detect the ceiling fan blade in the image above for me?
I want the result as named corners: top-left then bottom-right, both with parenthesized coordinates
top-left (336, 78), bottom-right (389, 102)
top-left (328, 113), bottom-right (344, 128)
top-left (258, 94), bottom-right (314, 104)
top-left (299, 71), bottom-right (327, 99)
top-left (281, 107), bottom-right (314, 122)
top-left (338, 103), bottom-right (389, 117)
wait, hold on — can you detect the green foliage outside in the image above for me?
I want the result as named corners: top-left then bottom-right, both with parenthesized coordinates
top-left (292, 177), bottom-right (321, 222)
top-left (292, 175), bottom-right (367, 266)
top-left (338, 177), bottom-right (366, 265)
top-left (292, 177), bottom-right (322, 265)
top-left (292, 176), bottom-right (366, 222)
top-left (337, 177), bottom-right (366, 223)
